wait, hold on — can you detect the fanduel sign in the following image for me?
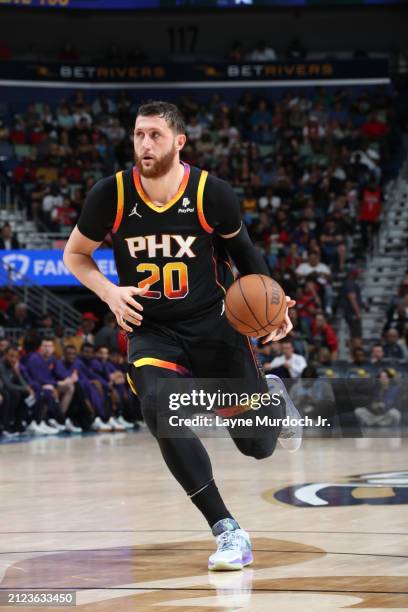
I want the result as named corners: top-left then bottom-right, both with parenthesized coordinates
top-left (0, 250), bottom-right (118, 287)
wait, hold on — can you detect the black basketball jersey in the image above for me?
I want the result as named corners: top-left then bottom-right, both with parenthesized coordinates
top-left (110, 163), bottom-right (234, 323)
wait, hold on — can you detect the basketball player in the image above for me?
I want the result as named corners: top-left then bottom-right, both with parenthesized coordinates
top-left (64, 101), bottom-right (301, 571)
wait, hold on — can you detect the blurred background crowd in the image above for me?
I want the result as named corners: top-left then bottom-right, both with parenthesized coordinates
top-left (1, 0), bottom-right (408, 439)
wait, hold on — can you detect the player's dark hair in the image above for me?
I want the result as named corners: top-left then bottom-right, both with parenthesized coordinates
top-left (5, 344), bottom-right (19, 353)
top-left (81, 342), bottom-right (94, 351)
top-left (64, 344), bottom-right (76, 351)
top-left (136, 101), bottom-right (186, 134)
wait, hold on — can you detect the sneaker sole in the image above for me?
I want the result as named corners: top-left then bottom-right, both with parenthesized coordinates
top-left (208, 553), bottom-right (253, 571)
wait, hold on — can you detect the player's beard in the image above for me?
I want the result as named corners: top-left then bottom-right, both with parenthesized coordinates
top-left (135, 144), bottom-right (178, 178)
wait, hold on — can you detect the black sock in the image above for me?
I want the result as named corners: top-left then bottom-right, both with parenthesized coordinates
top-left (189, 479), bottom-right (234, 528)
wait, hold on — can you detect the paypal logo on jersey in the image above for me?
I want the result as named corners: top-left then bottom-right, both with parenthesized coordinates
top-left (178, 197), bottom-right (194, 214)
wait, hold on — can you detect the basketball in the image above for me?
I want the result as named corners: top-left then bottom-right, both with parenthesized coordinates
top-left (225, 274), bottom-right (286, 338)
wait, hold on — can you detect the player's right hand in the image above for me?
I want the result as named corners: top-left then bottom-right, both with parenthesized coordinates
top-left (104, 285), bottom-right (150, 332)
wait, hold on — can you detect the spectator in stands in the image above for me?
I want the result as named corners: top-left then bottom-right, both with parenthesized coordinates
top-left (370, 343), bottom-right (386, 365)
top-left (384, 275), bottom-right (408, 332)
top-left (25, 338), bottom-right (78, 430)
top-left (1, 342), bottom-right (57, 435)
top-left (185, 116), bottom-right (203, 142)
top-left (258, 187), bottom-right (281, 212)
top-left (264, 339), bottom-right (307, 379)
top-left (296, 252), bottom-right (333, 316)
top-left (73, 104), bottom-right (93, 128)
top-left (94, 312), bottom-right (119, 352)
top-left (248, 41), bottom-right (277, 62)
top-left (77, 312), bottom-right (98, 345)
top-left (351, 347), bottom-right (368, 367)
top-left (315, 347), bottom-right (333, 368)
top-left (0, 223), bottom-right (20, 250)
top-left (382, 328), bottom-right (407, 361)
top-left (359, 179), bottom-right (382, 249)
top-left (0, 346), bottom-right (34, 434)
top-left (58, 343), bottom-right (113, 430)
top-left (56, 104), bottom-right (75, 131)
top-left (397, 293), bottom-right (408, 337)
top-left (4, 302), bottom-right (33, 330)
top-left (250, 100), bottom-right (273, 132)
top-left (290, 365), bottom-right (335, 423)
top-left (320, 217), bottom-right (347, 271)
top-left (286, 38), bottom-right (306, 60)
top-left (311, 312), bottom-right (338, 359)
top-left (295, 280), bottom-right (321, 336)
top-left (341, 268), bottom-right (364, 351)
top-left (95, 345), bottom-right (134, 429)
top-left (42, 183), bottom-right (63, 229)
top-left (76, 342), bottom-right (122, 431)
top-left (50, 195), bottom-right (78, 230)
top-left (355, 369), bottom-right (402, 427)
top-left (0, 328), bottom-right (10, 356)
top-left (387, 292), bottom-right (408, 338)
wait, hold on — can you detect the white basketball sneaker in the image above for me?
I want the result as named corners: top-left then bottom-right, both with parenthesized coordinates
top-left (266, 373), bottom-right (303, 452)
top-left (208, 519), bottom-right (253, 571)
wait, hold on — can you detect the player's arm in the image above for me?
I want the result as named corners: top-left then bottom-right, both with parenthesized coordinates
top-left (63, 177), bottom-right (148, 332)
top-left (204, 177), bottom-right (295, 343)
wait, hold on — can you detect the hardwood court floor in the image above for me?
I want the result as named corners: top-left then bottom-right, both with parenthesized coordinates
top-left (0, 431), bottom-right (407, 611)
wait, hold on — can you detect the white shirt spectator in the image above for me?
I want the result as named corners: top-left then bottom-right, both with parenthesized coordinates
top-left (42, 193), bottom-right (63, 214)
top-left (104, 120), bottom-right (125, 144)
top-left (296, 260), bottom-right (331, 286)
top-left (258, 194), bottom-right (281, 210)
top-left (186, 120), bottom-right (203, 142)
top-left (73, 110), bottom-right (93, 127)
top-left (249, 46), bottom-right (277, 61)
top-left (267, 353), bottom-right (307, 378)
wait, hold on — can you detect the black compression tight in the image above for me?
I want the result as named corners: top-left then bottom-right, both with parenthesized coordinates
top-left (131, 366), bottom-right (283, 495)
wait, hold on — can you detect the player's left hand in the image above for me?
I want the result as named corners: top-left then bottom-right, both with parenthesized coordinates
top-left (260, 296), bottom-right (296, 344)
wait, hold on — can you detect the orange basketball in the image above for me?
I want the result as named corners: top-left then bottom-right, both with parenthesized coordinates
top-left (225, 274), bottom-right (286, 338)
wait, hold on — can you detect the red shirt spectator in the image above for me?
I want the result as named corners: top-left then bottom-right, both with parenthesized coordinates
top-left (311, 313), bottom-right (338, 354)
top-left (362, 118), bottom-right (388, 139)
top-left (10, 127), bottom-right (26, 145)
top-left (296, 281), bottom-right (321, 319)
top-left (30, 128), bottom-right (46, 146)
top-left (51, 199), bottom-right (77, 228)
top-left (13, 163), bottom-right (37, 184)
top-left (64, 163), bottom-right (82, 183)
top-left (359, 184), bottom-right (381, 222)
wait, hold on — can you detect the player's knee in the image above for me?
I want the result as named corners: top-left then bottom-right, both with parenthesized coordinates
top-left (248, 439), bottom-right (276, 460)
top-left (238, 440), bottom-right (275, 459)
top-left (252, 446), bottom-right (274, 460)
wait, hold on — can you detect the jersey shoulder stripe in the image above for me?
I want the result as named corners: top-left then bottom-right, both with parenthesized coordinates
top-left (112, 171), bottom-right (125, 234)
top-left (197, 170), bottom-right (213, 233)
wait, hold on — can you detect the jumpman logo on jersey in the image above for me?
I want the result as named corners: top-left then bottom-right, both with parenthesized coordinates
top-left (129, 203), bottom-right (142, 218)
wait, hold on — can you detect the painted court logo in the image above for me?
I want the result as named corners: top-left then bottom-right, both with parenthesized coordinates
top-left (270, 471), bottom-right (408, 507)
